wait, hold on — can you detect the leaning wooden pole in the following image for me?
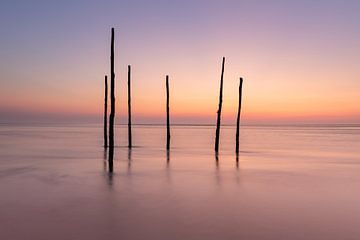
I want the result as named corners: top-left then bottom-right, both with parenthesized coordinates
top-left (127, 65), bottom-right (132, 148)
top-left (104, 75), bottom-right (108, 148)
top-left (236, 77), bottom-right (243, 154)
top-left (214, 57), bottom-right (225, 152)
top-left (108, 27), bottom-right (115, 171)
top-left (166, 75), bottom-right (170, 150)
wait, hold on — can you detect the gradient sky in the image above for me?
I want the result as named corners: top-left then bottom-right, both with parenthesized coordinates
top-left (0, 0), bottom-right (359, 124)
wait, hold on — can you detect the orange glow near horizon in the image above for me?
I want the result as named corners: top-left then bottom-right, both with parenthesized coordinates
top-left (1, 60), bottom-right (359, 124)
top-left (1, 81), bottom-right (359, 123)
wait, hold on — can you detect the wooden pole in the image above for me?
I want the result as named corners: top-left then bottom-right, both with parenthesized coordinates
top-left (104, 75), bottom-right (108, 148)
top-left (128, 65), bottom-right (132, 148)
top-left (236, 77), bottom-right (243, 154)
top-left (109, 27), bottom-right (115, 149)
top-left (108, 27), bottom-right (115, 172)
top-left (215, 57), bottom-right (225, 152)
top-left (166, 75), bottom-right (170, 150)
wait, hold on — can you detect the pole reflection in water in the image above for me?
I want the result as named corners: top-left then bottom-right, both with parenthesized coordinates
top-left (127, 148), bottom-right (132, 175)
top-left (108, 146), bottom-right (114, 173)
top-left (165, 150), bottom-right (172, 184)
top-left (103, 149), bottom-right (107, 172)
top-left (107, 170), bottom-right (113, 187)
top-left (166, 150), bottom-right (170, 168)
top-left (215, 152), bottom-right (219, 169)
top-left (106, 145), bottom-right (114, 187)
top-left (214, 152), bottom-right (221, 186)
top-left (235, 153), bottom-right (241, 185)
top-left (101, 148), bottom-right (113, 187)
top-left (236, 153), bottom-right (239, 169)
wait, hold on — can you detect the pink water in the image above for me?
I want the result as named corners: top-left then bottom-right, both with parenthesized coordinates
top-left (1, 124), bottom-right (360, 239)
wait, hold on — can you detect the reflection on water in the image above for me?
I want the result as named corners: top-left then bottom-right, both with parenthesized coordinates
top-left (102, 148), bottom-right (113, 187)
top-left (1, 124), bottom-right (360, 240)
top-left (127, 149), bottom-right (132, 175)
top-left (236, 153), bottom-right (239, 169)
top-left (166, 150), bottom-right (170, 164)
top-left (214, 153), bottom-right (222, 186)
top-left (102, 149), bottom-right (107, 172)
top-left (215, 152), bottom-right (219, 169)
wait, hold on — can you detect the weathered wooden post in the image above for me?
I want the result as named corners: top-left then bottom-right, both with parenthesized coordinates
top-left (236, 77), bottom-right (243, 154)
top-left (128, 65), bottom-right (132, 148)
top-left (104, 75), bottom-right (108, 148)
top-left (166, 75), bottom-right (170, 150)
top-left (108, 27), bottom-right (115, 171)
top-left (214, 57), bottom-right (225, 152)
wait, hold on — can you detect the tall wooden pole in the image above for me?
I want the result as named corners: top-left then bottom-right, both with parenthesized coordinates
top-left (109, 28), bottom-right (115, 149)
top-left (104, 75), bottom-right (108, 148)
top-left (166, 75), bottom-right (170, 150)
top-left (108, 27), bottom-right (115, 172)
top-left (128, 65), bottom-right (132, 148)
top-left (215, 57), bottom-right (225, 152)
top-left (236, 77), bottom-right (243, 154)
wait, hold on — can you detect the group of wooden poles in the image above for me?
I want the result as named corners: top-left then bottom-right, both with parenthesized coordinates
top-left (103, 28), bottom-right (244, 170)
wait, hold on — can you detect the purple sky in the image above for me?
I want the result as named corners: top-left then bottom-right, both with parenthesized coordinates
top-left (0, 0), bottom-right (359, 124)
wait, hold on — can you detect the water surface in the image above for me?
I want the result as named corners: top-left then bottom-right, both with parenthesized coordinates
top-left (1, 124), bottom-right (360, 240)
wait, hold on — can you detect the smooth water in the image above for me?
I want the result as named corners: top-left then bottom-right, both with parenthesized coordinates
top-left (0, 124), bottom-right (360, 240)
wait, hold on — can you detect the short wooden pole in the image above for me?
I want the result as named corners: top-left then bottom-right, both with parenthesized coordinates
top-left (128, 65), bottom-right (132, 148)
top-left (166, 75), bottom-right (170, 150)
top-left (104, 75), bottom-right (108, 148)
top-left (236, 77), bottom-right (243, 154)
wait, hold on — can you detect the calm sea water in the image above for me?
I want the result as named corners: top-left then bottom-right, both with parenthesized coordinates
top-left (0, 124), bottom-right (360, 240)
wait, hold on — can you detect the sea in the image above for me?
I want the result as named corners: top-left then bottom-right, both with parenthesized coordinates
top-left (0, 123), bottom-right (359, 240)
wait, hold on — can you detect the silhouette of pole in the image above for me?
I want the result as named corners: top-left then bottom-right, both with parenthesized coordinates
top-left (128, 65), bottom-right (132, 148)
top-left (236, 77), bottom-right (243, 154)
top-left (104, 75), bottom-right (108, 148)
top-left (166, 75), bottom-right (170, 150)
top-left (108, 27), bottom-right (115, 171)
top-left (215, 57), bottom-right (225, 152)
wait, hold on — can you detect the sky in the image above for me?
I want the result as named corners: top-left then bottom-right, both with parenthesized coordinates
top-left (0, 0), bottom-right (359, 124)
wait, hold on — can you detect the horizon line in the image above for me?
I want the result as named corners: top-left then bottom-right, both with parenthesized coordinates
top-left (0, 122), bottom-right (359, 127)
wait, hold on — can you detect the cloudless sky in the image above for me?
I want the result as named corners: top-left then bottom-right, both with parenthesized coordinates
top-left (0, 0), bottom-right (359, 124)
